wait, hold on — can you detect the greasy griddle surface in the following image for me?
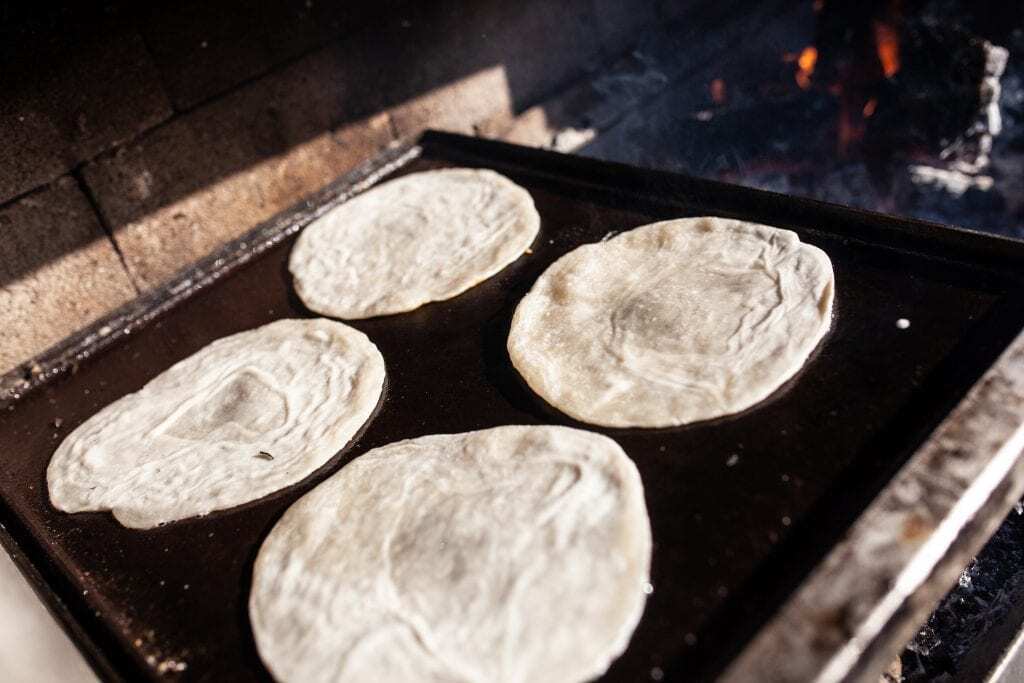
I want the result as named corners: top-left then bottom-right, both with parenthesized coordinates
top-left (2, 133), bottom-right (1024, 681)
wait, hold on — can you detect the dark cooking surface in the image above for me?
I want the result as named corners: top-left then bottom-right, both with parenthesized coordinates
top-left (2, 132), bottom-right (1024, 682)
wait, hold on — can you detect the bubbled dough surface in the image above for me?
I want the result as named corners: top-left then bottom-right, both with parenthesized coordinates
top-left (508, 217), bottom-right (834, 428)
top-left (289, 168), bottom-right (541, 319)
top-left (47, 318), bottom-right (385, 529)
top-left (250, 425), bottom-right (651, 683)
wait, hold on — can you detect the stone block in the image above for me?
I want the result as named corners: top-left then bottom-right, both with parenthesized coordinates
top-left (82, 46), bottom-right (394, 290)
top-left (381, 0), bottom-right (613, 138)
top-left (390, 65), bottom-right (515, 137)
top-left (0, 177), bottom-right (138, 374)
top-left (139, 0), bottom-right (390, 110)
top-left (0, 18), bottom-right (171, 204)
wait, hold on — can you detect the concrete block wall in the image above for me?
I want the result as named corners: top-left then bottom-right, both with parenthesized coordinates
top-left (0, 0), bottom-right (694, 377)
top-left (0, 179), bottom-right (138, 373)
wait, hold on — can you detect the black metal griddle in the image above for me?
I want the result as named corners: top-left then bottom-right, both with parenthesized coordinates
top-left (2, 132), bottom-right (1024, 682)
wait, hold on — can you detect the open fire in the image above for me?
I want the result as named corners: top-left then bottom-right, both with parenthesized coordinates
top-left (788, 0), bottom-right (907, 155)
top-left (694, 0), bottom-right (1022, 238)
top-left (782, 1), bottom-right (905, 154)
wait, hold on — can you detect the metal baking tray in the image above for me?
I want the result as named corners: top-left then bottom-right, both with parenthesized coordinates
top-left (2, 131), bottom-right (1024, 682)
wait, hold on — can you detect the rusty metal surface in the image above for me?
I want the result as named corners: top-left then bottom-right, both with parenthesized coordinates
top-left (2, 132), bottom-right (1024, 681)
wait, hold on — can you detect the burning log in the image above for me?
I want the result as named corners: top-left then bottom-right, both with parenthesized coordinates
top-left (792, 0), bottom-right (1007, 171)
top-left (868, 20), bottom-right (1007, 171)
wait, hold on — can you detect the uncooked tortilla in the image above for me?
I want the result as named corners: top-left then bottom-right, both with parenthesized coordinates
top-left (250, 425), bottom-right (651, 683)
top-left (508, 217), bottom-right (834, 427)
top-left (47, 318), bottom-right (385, 529)
top-left (289, 168), bottom-right (541, 319)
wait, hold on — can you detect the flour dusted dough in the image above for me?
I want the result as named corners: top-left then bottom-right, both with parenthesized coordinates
top-left (289, 168), bottom-right (540, 319)
top-left (509, 217), bottom-right (834, 428)
top-left (47, 319), bottom-right (385, 529)
top-left (250, 425), bottom-right (651, 683)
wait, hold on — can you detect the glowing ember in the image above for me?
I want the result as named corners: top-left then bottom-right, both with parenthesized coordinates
top-left (873, 21), bottom-right (901, 78)
top-left (710, 78), bottom-right (727, 104)
top-left (795, 46), bottom-right (817, 89)
top-left (838, 103), bottom-right (863, 155)
top-left (862, 98), bottom-right (878, 117)
top-left (797, 47), bottom-right (817, 71)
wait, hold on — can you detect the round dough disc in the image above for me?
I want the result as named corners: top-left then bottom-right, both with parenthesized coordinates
top-left (508, 217), bottom-right (834, 428)
top-left (250, 425), bottom-right (651, 683)
top-left (47, 319), bottom-right (385, 528)
top-left (289, 168), bottom-right (541, 319)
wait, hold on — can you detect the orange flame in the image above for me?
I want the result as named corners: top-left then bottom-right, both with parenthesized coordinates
top-left (710, 78), bottom-right (727, 104)
top-left (873, 21), bottom-right (900, 77)
top-left (862, 98), bottom-right (877, 117)
top-left (795, 46), bottom-right (817, 89)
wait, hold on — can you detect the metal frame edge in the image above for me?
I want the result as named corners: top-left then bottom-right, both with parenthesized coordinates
top-left (723, 328), bottom-right (1024, 682)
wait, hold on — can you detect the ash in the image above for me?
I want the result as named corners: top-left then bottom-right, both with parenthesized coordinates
top-left (578, 1), bottom-right (1024, 239)
top-left (901, 507), bottom-right (1024, 681)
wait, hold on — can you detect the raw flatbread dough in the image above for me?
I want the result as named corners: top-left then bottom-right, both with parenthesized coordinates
top-left (250, 425), bottom-right (651, 683)
top-left (508, 217), bottom-right (834, 427)
top-left (289, 168), bottom-right (541, 319)
top-left (47, 319), bottom-right (385, 529)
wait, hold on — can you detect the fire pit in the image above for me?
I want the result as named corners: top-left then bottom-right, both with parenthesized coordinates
top-left (578, 0), bottom-right (1023, 241)
top-left (3, 2), bottom-right (1024, 682)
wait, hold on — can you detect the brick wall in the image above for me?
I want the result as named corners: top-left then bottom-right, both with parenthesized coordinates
top-left (0, 0), bottom-right (693, 376)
